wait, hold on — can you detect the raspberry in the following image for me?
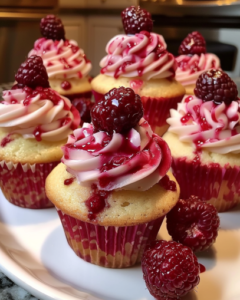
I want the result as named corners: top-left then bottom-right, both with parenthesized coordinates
top-left (121, 6), bottom-right (153, 35)
top-left (91, 87), bottom-right (143, 134)
top-left (167, 195), bottom-right (220, 252)
top-left (40, 15), bottom-right (65, 41)
top-left (72, 98), bottom-right (94, 125)
top-left (178, 31), bottom-right (206, 56)
top-left (15, 55), bottom-right (50, 89)
top-left (142, 240), bottom-right (200, 300)
top-left (194, 69), bottom-right (238, 105)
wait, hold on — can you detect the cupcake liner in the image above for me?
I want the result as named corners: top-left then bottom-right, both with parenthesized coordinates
top-left (141, 95), bottom-right (184, 136)
top-left (0, 160), bottom-right (59, 209)
top-left (92, 90), bottom-right (104, 103)
top-left (57, 208), bottom-right (164, 268)
top-left (172, 157), bottom-right (240, 212)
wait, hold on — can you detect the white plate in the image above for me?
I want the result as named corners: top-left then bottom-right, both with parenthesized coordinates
top-left (0, 190), bottom-right (240, 300)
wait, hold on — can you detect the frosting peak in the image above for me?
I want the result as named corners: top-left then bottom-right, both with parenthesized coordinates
top-left (62, 119), bottom-right (172, 191)
top-left (1, 87), bottom-right (80, 142)
top-left (29, 38), bottom-right (92, 79)
top-left (100, 32), bottom-right (176, 80)
top-left (167, 95), bottom-right (240, 154)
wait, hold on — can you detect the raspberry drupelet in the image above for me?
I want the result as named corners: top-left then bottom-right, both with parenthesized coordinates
top-left (15, 55), bottom-right (50, 89)
top-left (167, 195), bottom-right (220, 252)
top-left (194, 69), bottom-right (238, 105)
top-left (91, 86), bottom-right (143, 134)
top-left (40, 15), bottom-right (65, 41)
top-left (142, 240), bottom-right (200, 300)
top-left (121, 6), bottom-right (153, 35)
top-left (178, 31), bottom-right (206, 56)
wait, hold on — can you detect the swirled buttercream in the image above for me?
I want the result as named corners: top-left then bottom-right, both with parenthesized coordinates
top-left (175, 53), bottom-right (220, 86)
top-left (62, 118), bottom-right (172, 191)
top-left (29, 38), bottom-right (92, 79)
top-left (167, 95), bottom-right (240, 154)
top-left (0, 87), bottom-right (80, 142)
top-left (100, 32), bottom-right (176, 80)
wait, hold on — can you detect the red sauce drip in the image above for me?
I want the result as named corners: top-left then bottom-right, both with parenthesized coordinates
top-left (85, 184), bottom-right (111, 220)
top-left (61, 81), bottom-right (72, 90)
top-left (64, 178), bottom-right (75, 185)
top-left (33, 126), bottom-right (44, 141)
top-left (83, 54), bottom-right (90, 64)
top-left (1, 134), bottom-right (13, 147)
top-left (47, 62), bottom-right (53, 67)
top-left (77, 71), bottom-right (82, 78)
top-left (181, 112), bottom-right (192, 124)
top-left (199, 263), bottom-right (206, 273)
top-left (184, 96), bottom-right (194, 103)
top-left (158, 175), bottom-right (177, 191)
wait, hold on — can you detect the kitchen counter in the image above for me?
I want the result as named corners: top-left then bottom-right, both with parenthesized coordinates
top-left (0, 271), bottom-right (39, 300)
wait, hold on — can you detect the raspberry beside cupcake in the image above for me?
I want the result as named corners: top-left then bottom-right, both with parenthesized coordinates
top-left (175, 31), bottom-right (221, 95)
top-left (163, 69), bottom-right (240, 212)
top-left (91, 6), bottom-right (185, 137)
top-left (46, 86), bottom-right (180, 268)
top-left (0, 55), bottom-right (80, 209)
top-left (28, 15), bottom-right (93, 122)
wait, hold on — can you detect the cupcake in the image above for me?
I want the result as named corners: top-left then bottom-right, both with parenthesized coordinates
top-left (163, 69), bottom-right (240, 212)
top-left (0, 55), bottom-right (80, 209)
top-left (28, 15), bottom-right (93, 123)
top-left (175, 31), bottom-right (220, 95)
top-left (46, 86), bottom-right (180, 268)
top-left (91, 6), bottom-right (185, 137)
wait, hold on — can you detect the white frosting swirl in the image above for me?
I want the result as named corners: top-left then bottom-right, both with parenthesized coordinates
top-left (0, 88), bottom-right (80, 142)
top-left (100, 32), bottom-right (176, 80)
top-left (175, 54), bottom-right (220, 86)
top-left (29, 38), bottom-right (92, 79)
top-left (62, 119), bottom-right (172, 191)
top-left (167, 95), bottom-right (240, 154)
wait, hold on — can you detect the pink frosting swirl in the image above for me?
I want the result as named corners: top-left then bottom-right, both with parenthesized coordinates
top-left (62, 118), bottom-right (172, 191)
top-left (28, 38), bottom-right (92, 79)
top-left (100, 32), bottom-right (176, 80)
top-left (0, 87), bottom-right (80, 142)
top-left (167, 95), bottom-right (240, 154)
top-left (175, 54), bottom-right (220, 86)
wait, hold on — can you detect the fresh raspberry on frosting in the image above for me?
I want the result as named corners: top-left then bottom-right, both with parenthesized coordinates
top-left (91, 87), bottom-right (143, 134)
top-left (121, 6), bottom-right (153, 35)
top-left (179, 31), bottom-right (206, 56)
top-left (15, 55), bottom-right (50, 89)
top-left (194, 69), bottom-right (238, 105)
top-left (40, 15), bottom-right (65, 41)
top-left (167, 195), bottom-right (220, 252)
top-left (142, 240), bottom-right (200, 300)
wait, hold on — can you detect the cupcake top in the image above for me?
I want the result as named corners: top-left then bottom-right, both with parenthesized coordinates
top-left (62, 86), bottom-right (172, 191)
top-left (175, 32), bottom-right (220, 87)
top-left (0, 55), bottom-right (80, 143)
top-left (167, 69), bottom-right (240, 154)
top-left (100, 6), bottom-right (176, 81)
top-left (28, 15), bottom-right (92, 80)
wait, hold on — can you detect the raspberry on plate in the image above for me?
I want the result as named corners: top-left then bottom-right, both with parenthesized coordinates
top-left (71, 98), bottom-right (94, 125)
top-left (121, 6), bottom-right (153, 35)
top-left (178, 31), bottom-right (206, 56)
top-left (194, 69), bottom-right (238, 105)
top-left (167, 195), bottom-right (220, 252)
top-left (142, 240), bottom-right (200, 300)
top-left (40, 15), bottom-right (65, 41)
top-left (91, 86), bottom-right (143, 133)
top-left (15, 55), bottom-right (50, 89)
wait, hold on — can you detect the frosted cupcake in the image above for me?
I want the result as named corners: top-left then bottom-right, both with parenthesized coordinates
top-left (46, 86), bottom-right (180, 268)
top-left (0, 55), bottom-right (80, 209)
top-left (163, 69), bottom-right (240, 212)
top-left (91, 6), bottom-right (185, 137)
top-left (28, 15), bottom-right (93, 123)
top-left (175, 31), bottom-right (220, 95)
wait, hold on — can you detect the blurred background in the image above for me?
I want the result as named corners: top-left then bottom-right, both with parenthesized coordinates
top-left (0, 0), bottom-right (240, 83)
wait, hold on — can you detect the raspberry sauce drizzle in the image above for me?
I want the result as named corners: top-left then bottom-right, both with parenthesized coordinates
top-left (85, 184), bottom-right (111, 221)
top-left (64, 178), bottom-right (75, 185)
top-left (1, 134), bottom-right (13, 147)
top-left (158, 175), bottom-right (177, 191)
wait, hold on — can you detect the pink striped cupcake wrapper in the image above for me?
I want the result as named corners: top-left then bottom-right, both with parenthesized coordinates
top-left (0, 160), bottom-right (59, 209)
top-left (57, 208), bottom-right (165, 268)
top-left (172, 157), bottom-right (240, 212)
